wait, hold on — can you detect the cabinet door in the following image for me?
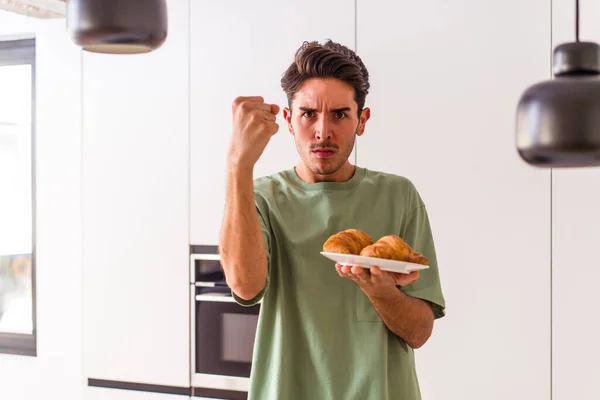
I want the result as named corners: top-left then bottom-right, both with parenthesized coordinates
top-left (552, 1), bottom-right (600, 399)
top-left (552, 170), bottom-right (600, 400)
top-left (357, 1), bottom-right (551, 399)
top-left (85, 386), bottom-right (189, 400)
top-left (190, 0), bottom-right (355, 245)
top-left (82, 0), bottom-right (190, 387)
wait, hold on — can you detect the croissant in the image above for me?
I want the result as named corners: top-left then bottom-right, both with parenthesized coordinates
top-left (322, 229), bottom-right (374, 255)
top-left (359, 235), bottom-right (429, 265)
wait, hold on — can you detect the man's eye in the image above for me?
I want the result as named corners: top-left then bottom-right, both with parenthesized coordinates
top-left (302, 111), bottom-right (315, 118)
top-left (335, 112), bottom-right (347, 119)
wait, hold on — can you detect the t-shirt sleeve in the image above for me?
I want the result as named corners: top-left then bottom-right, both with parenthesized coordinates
top-left (231, 197), bottom-right (271, 307)
top-left (400, 204), bottom-right (446, 319)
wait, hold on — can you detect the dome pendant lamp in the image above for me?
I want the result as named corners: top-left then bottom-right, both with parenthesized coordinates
top-left (516, 0), bottom-right (600, 167)
top-left (66, 0), bottom-right (168, 55)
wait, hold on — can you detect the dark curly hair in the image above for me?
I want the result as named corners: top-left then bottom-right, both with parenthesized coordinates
top-left (280, 40), bottom-right (370, 116)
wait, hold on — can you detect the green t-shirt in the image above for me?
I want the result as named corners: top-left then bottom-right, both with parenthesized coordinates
top-left (233, 165), bottom-right (446, 400)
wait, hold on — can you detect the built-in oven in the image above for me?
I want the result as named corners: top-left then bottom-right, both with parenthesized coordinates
top-left (190, 245), bottom-right (260, 399)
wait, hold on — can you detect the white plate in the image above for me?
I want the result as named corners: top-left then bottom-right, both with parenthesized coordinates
top-left (320, 252), bottom-right (429, 274)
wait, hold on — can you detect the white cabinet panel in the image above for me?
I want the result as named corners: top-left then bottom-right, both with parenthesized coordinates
top-left (552, 169), bottom-right (600, 400)
top-left (82, 0), bottom-right (190, 387)
top-left (357, 1), bottom-right (551, 399)
top-left (190, 0), bottom-right (355, 245)
top-left (552, 1), bottom-right (600, 399)
top-left (85, 386), bottom-right (189, 400)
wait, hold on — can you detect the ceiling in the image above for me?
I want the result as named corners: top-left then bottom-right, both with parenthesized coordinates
top-left (0, 0), bottom-right (65, 19)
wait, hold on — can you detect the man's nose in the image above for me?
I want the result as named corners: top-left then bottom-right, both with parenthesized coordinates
top-left (315, 116), bottom-right (332, 140)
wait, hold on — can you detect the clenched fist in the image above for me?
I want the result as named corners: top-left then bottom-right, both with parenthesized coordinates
top-left (228, 96), bottom-right (280, 169)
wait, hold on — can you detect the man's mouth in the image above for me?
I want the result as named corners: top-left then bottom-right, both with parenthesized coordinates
top-left (312, 148), bottom-right (336, 158)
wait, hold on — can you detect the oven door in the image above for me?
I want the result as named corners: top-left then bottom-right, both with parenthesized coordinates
top-left (192, 289), bottom-right (260, 392)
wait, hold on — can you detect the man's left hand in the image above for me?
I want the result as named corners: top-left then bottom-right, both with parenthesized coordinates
top-left (335, 263), bottom-right (419, 293)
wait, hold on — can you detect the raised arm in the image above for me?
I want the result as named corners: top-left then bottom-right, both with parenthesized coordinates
top-left (219, 96), bottom-right (279, 300)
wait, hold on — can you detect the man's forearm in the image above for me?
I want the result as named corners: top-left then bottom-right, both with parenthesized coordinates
top-left (219, 164), bottom-right (267, 300)
top-left (365, 286), bottom-right (434, 349)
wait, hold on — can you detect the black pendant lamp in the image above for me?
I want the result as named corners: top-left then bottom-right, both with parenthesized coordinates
top-left (66, 0), bottom-right (168, 55)
top-left (516, 0), bottom-right (600, 167)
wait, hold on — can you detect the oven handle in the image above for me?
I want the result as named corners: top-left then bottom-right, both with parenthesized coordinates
top-left (195, 293), bottom-right (237, 303)
top-left (195, 293), bottom-right (262, 305)
top-left (195, 281), bottom-right (228, 287)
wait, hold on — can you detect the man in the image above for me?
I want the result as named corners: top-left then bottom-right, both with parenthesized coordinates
top-left (219, 40), bottom-right (446, 400)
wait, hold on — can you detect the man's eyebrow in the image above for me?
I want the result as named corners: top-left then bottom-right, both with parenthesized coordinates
top-left (298, 106), bottom-right (352, 113)
top-left (331, 107), bottom-right (351, 113)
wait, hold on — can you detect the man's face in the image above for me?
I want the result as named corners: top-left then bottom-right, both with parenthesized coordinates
top-left (283, 78), bottom-right (370, 180)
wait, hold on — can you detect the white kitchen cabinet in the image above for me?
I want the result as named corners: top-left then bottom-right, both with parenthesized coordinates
top-left (552, 169), bottom-right (600, 400)
top-left (552, 1), bottom-right (600, 399)
top-left (357, 1), bottom-right (551, 399)
top-left (81, 0), bottom-right (190, 388)
top-left (85, 386), bottom-right (189, 400)
top-left (189, 0), bottom-right (355, 245)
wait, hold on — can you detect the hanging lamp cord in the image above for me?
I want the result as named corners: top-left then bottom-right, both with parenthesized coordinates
top-left (575, 0), bottom-right (580, 42)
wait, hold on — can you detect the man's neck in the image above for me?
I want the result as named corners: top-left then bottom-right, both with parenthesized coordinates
top-left (295, 162), bottom-right (356, 183)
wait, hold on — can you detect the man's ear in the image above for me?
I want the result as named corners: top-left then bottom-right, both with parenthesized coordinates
top-left (356, 107), bottom-right (371, 137)
top-left (283, 107), bottom-right (294, 135)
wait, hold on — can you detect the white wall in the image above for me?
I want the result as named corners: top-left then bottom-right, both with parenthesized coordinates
top-left (0, 10), bottom-right (84, 400)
